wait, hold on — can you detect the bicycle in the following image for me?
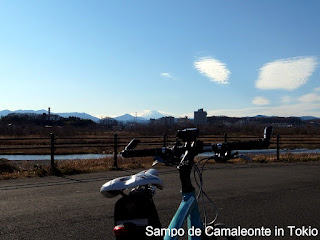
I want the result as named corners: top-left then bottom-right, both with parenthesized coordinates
top-left (100, 126), bottom-right (273, 240)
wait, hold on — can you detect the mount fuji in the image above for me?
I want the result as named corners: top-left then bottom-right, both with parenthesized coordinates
top-left (113, 110), bottom-right (176, 122)
top-left (139, 110), bottom-right (165, 119)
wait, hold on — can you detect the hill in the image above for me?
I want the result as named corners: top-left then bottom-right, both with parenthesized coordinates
top-left (0, 110), bottom-right (100, 122)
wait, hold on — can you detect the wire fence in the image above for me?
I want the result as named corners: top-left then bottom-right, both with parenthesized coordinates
top-left (0, 133), bottom-right (319, 170)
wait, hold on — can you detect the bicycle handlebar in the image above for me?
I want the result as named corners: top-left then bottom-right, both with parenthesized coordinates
top-left (121, 126), bottom-right (273, 159)
top-left (209, 138), bottom-right (270, 152)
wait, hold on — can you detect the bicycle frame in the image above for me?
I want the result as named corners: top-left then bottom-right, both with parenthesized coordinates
top-left (162, 143), bottom-right (206, 240)
top-left (165, 190), bottom-right (203, 240)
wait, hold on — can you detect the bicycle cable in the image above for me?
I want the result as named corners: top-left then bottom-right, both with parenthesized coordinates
top-left (193, 157), bottom-right (219, 228)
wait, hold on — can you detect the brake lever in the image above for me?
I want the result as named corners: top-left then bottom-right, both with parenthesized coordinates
top-left (227, 151), bottom-right (252, 162)
top-left (152, 156), bottom-right (165, 166)
top-left (152, 155), bottom-right (178, 166)
top-left (229, 151), bottom-right (252, 162)
top-left (125, 139), bottom-right (141, 150)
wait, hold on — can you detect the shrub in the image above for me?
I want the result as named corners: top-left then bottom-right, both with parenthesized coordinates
top-left (0, 158), bottom-right (18, 173)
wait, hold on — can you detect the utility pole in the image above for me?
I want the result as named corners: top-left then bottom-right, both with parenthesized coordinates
top-left (48, 107), bottom-right (51, 121)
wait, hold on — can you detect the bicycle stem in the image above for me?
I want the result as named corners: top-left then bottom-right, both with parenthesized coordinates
top-left (177, 142), bottom-right (198, 193)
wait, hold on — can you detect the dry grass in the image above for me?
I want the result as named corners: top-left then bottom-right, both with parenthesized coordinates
top-left (250, 153), bottom-right (320, 163)
top-left (0, 156), bottom-right (155, 180)
top-left (0, 158), bottom-right (51, 179)
top-left (56, 157), bottom-right (154, 174)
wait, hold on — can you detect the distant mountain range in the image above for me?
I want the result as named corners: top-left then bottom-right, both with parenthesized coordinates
top-left (0, 109), bottom-right (168, 123)
top-left (249, 115), bottom-right (319, 121)
top-left (114, 114), bottom-right (147, 122)
top-left (114, 110), bottom-right (169, 122)
top-left (0, 109), bottom-right (318, 122)
top-left (247, 115), bottom-right (319, 121)
top-left (0, 109), bottom-right (100, 122)
top-left (299, 116), bottom-right (319, 121)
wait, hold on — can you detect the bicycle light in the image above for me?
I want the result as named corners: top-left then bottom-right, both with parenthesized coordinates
top-left (176, 128), bottom-right (199, 142)
top-left (264, 126), bottom-right (273, 141)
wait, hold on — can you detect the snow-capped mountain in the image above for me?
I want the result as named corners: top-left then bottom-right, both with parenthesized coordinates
top-left (135, 110), bottom-right (177, 120)
top-left (139, 110), bottom-right (165, 119)
top-left (113, 110), bottom-right (176, 122)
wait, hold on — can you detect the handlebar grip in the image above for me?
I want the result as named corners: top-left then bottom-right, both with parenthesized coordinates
top-left (224, 138), bottom-right (270, 151)
top-left (206, 138), bottom-right (271, 153)
top-left (226, 126), bottom-right (272, 150)
top-left (210, 126), bottom-right (272, 152)
top-left (122, 148), bottom-right (170, 158)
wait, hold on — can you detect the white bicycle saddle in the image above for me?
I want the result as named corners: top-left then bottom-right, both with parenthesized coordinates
top-left (100, 169), bottom-right (163, 198)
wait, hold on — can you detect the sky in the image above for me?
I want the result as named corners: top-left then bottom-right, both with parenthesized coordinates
top-left (1, 0), bottom-right (320, 118)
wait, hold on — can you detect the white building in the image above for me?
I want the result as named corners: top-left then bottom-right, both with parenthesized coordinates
top-left (194, 108), bottom-right (207, 125)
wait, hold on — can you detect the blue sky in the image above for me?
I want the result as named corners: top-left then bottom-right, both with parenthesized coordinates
top-left (1, 0), bottom-right (320, 118)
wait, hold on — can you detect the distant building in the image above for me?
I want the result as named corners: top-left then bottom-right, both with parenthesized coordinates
top-left (178, 116), bottom-right (191, 127)
top-left (149, 116), bottom-right (175, 127)
top-left (158, 116), bottom-right (175, 127)
top-left (194, 108), bottom-right (207, 125)
top-left (149, 118), bottom-right (156, 126)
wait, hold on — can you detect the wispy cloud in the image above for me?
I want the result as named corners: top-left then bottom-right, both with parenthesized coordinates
top-left (194, 57), bottom-right (230, 84)
top-left (281, 96), bottom-right (292, 104)
top-left (161, 72), bottom-right (174, 79)
top-left (252, 96), bottom-right (270, 105)
top-left (298, 93), bottom-right (320, 103)
top-left (256, 56), bottom-right (318, 90)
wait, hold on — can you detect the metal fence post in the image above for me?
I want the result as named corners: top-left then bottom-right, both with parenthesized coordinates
top-left (50, 133), bottom-right (56, 171)
top-left (277, 134), bottom-right (280, 161)
top-left (113, 134), bottom-right (118, 168)
top-left (163, 134), bottom-right (167, 147)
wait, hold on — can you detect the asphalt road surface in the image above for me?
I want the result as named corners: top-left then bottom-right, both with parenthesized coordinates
top-left (1, 162), bottom-right (319, 240)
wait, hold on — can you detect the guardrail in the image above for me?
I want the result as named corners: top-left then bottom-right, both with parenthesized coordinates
top-left (0, 133), bottom-right (319, 171)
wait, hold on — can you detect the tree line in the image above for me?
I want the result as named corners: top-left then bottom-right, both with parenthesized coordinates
top-left (0, 113), bottom-right (319, 137)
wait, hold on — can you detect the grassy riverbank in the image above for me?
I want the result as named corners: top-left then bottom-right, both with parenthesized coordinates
top-left (0, 156), bottom-right (154, 180)
top-left (1, 153), bottom-right (320, 180)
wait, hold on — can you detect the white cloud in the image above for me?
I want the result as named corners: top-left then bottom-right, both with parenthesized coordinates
top-left (161, 72), bottom-right (171, 78)
top-left (256, 56), bottom-right (318, 90)
top-left (161, 72), bottom-right (175, 79)
top-left (252, 96), bottom-right (270, 105)
top-left (298, 93), bottom-right (320, 103)
top-left (194, 57), bottom-right (230, 84)
top-left (314, 87), bottom-right (320, 92)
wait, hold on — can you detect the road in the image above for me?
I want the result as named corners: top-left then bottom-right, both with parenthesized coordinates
top-left (1, 162), bottom-right (319, 240)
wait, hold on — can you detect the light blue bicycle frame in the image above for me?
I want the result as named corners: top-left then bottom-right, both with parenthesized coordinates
top-left (164, 190), bottom-right (203, 240)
